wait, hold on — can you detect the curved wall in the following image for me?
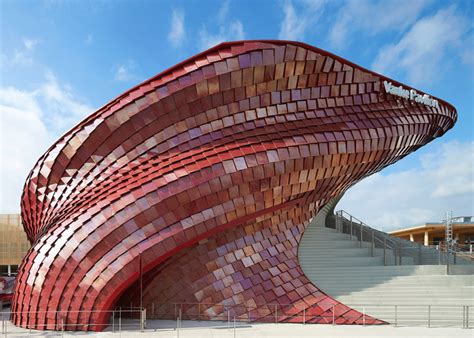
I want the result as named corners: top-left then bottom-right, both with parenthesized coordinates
top-left (12, 40), bottom-right (456, 330)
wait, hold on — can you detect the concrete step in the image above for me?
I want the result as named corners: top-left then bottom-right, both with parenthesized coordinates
top-left (302, 233), bottom-right (352, 240)
top-left (312, 278), bottom-right (473, 290)
top-left (337, 289), bottom-right (474, 297)
top-left (302, 264), bottom-right (470, 275)
top-left (340, 298), bottom-right (474, 306)
top-left (307, 240), bottom-right (371, 248)
top-left (299, 213), bottom-right (474, 326)
top-left (301, 256), bottom-right (385, 267)
top-left (303, 247), bottom-right (372, 257)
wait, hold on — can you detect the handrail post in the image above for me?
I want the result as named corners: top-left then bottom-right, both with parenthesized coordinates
top-left (447, 249), bottom-right (450, 275)
top-left (394, 305), bottom-right (397, 327)
top-left (112, 310), bottom-right (115, 333)
top-left (140, 307), bottom-right (144, 331)
top-left (418, 245), bottom-right (422, 264)
top-left (371, 230), bottom-right (374, 257)
top-left (398, 242), bottom-right (402, 265)
top-left (428, 305), bottom-right (431, 328)
top-left (362, 307), bottom-right (366, 326)
top-left (303, 308), bottom-right (306, 324)
top-left (467, 306), bottom-right (470, 329)
top-left (349, 218), bottom-right (353, 240)
top-left (463, 306), bottom-right (466, 329)
top-left (383, 237), bottom-right (386, 266)
top-left (332, 305), bottom-right (335, 325)
top-left (119, 307), bottom-right (122, 333)
top-left (466, 305), bottom-right (469, 329)
top-left (394, 243), bottom-right (397, 265)
top-left (275, 304), bottom-right (278, 323)
top-left (177, 308), bottom-right (181, 338)
top-left (358, 218), bottom-right (362, 248)
top-left (464, 305), bottom-right (469, 329)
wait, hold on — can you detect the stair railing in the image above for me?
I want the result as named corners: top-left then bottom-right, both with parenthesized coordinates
top-left (334, 210), bottom-right (470, 268)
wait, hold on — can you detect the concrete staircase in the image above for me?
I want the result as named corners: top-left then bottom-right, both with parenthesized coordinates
top-left (299, 218), bottom-right (474, 327)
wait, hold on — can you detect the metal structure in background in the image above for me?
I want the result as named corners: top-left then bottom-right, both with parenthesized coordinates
top-left (445, 211), bottom-right (454, 272)
top-left (446, 211), bottom-right (454, 251)
top-left (334, 210), bottom-right (474, 270)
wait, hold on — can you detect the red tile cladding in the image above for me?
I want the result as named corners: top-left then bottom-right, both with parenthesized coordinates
top-left (13, 40), bottom-right (456, 331)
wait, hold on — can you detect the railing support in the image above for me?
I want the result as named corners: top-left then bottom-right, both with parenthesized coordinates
top-left (418, 245), bottom-right (422, 265)
top-left (332, 305), bottom-right (335, 325)
top-left (177, 308), bottom-right (181, 338)
top-left (447, 250), bottom-right (450, 275)
top-left (383, 237), bottom-right (387, 266)
top-left (143, 308), bottom-right (147, 331)
top-left (349, 219), bottom-right (353, 240)
top-left (428, 305), bottom-right (431, 328)
top-left (275, 304), bottom-right (278, 323)
top-left (398, 242), bottom-right (402, 265)
top-left (394, 305), bottom-right (397, 327)
top-left (463, 305), bottom-right (470, 329)
top-left (467, 306), bottom-right (470, 329)
top-left (119, 307), bottom-right (122, 333)
top-left (303, 308), bottom-right (306, 324)
top-left (371, 230), bottom-right (374, 257)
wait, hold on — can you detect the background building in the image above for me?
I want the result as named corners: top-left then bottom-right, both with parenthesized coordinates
top-left (389, 216), bottom-right (474, 247)
top-left (0, 214), bottom-right (29, 276)
top-left (0, 214), bottom-right (29, 304)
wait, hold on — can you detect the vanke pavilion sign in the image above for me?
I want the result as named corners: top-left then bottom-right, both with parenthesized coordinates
top-left (383, 81), bottom-right (439, 108)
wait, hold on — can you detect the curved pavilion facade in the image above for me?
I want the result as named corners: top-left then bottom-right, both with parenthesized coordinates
top-left (12, 40), bottom-right (456, 331)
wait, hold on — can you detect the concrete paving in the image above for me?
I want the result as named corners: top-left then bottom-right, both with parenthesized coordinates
top-left (2, 319), bottom-right (472, 338)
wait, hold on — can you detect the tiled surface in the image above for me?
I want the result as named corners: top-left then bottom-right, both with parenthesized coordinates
top-left (12, 40), bottom-right (457, 331)
top-left (120, 204), bottom-right (381, 324)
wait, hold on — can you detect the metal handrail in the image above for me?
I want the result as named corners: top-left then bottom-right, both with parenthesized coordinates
top-left (334, 210), bottom-right (473, 267)
top-left (1, 302), bottom-right (472, 331)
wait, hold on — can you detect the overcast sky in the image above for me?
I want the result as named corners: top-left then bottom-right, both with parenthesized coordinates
top-left (0, 0), bottom-right (473, 230)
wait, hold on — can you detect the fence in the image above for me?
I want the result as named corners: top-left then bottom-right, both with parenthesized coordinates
top-left (0, 302), bottom-right (471, 335)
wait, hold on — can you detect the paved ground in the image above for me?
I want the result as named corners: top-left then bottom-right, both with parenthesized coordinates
top-left (2, 319), bottom-right (472, 338)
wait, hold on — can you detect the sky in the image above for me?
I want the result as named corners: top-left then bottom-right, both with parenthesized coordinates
top-left (0, 0), bottom-right (473, 231)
